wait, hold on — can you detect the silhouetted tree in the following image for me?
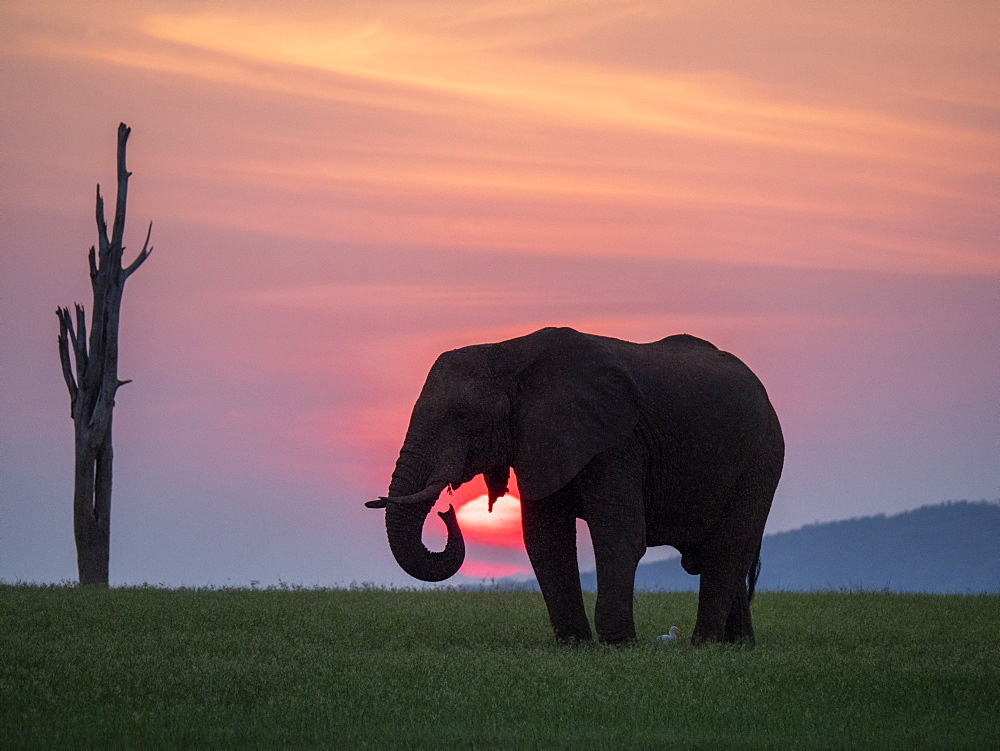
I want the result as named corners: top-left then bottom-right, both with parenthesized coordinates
top-left (57, 123), bottom-right (152, 586)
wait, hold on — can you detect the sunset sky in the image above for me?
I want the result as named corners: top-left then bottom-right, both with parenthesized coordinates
top-left (1, 0), bottom-right (997, 586)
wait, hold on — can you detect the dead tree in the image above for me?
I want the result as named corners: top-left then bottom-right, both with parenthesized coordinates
top-left (57, 123), bottom-right (152, 586)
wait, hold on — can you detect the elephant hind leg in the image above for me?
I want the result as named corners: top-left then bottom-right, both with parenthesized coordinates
top-left (692, 476), bottom-right (771, 645)
top-left (724, 584), bottom-right (754, 643)
top-left (692, 567), bottom-right (755, 644)
top-left (692, 568), bottom-right (752, 644)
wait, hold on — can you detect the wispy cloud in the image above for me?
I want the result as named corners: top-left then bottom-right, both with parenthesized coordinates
top-left (7, 0), bottom-right (996, 273)
top-left (137, 5), bottom-right (992, 163)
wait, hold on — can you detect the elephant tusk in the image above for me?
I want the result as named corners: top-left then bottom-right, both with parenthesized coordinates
top-left (364, 481), bottom-right (449, 509)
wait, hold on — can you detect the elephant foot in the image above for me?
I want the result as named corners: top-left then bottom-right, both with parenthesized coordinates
top-left (692, 619), bottom-right (755, 646)
top-left (595, 620), bottom-right (637, 646)
top-left (599, 635), bottom-right (638, 647)
top-left (551, 616), bottom-right (593, 646)
top-left (555, 634), bottom-right (594, 648)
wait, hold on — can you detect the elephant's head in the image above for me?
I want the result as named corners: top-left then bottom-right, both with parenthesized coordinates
top-left (366, 327), bottom-right (641, 582)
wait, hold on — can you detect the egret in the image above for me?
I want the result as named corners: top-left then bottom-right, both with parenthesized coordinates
top-left (658, 626), bottom-right (681, 644)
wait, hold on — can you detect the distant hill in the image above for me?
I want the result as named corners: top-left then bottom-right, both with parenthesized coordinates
top-left (498, 501), bottom-right (1000, 594)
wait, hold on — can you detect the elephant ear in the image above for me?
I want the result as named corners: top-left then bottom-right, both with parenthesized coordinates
top-left (494, 328), bottom-right (641, 502)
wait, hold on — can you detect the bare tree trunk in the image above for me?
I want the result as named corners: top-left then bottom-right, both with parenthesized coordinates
top-left (57, 123), bottom-right (152, 587)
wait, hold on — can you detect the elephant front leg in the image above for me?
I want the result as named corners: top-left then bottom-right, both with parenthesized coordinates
top-left (588, 508), bottom-right (645, 645)
top-left (579, 449), bottom-right (646, 645)
top-left (521, 496), bottom-right (592, 644)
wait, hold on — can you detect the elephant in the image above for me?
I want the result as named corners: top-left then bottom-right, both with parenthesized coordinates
top-left (365, 327), bottom-right (784, 645)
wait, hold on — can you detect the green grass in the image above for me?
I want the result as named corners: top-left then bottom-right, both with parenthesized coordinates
top-left (1, 585), bottom-right (997, 749)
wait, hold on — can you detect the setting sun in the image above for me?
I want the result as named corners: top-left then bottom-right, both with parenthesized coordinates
top-left (455, 494), bottom-right (523, 549)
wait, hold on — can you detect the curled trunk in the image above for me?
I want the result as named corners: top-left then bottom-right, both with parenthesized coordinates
top-left (382, 442), bottom-right (465, 582)
top-left (385, 501), bottom-right (465, 582)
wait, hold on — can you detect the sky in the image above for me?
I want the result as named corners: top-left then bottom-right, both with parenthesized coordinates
top-left (1, 0), bottom-right (997, 587)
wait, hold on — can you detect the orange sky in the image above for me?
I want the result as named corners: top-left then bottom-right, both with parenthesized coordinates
top-left (1, 1), bottom-right (997, 585)
top-left (5, 0), bottom-right (997, 272)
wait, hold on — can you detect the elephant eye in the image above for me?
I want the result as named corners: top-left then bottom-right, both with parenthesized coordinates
top-left (452, 405), bottom-right (479, 431)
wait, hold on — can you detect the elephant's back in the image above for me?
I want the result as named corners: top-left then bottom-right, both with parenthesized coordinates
top-left (633, 336), bottom-right (764, 394)
top-left (651, 333), bottom-right (718, 350)
top-left (627, 335), bottom-right (782, 454)
top-left (610, 333), bottom-right (780, 435)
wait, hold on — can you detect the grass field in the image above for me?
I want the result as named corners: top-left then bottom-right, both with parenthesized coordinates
top-left (1, 585), bottom-right (997, 749)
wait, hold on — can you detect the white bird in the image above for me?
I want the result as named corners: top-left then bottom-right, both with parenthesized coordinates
top-left (658, 626), bottom-right (681, 644)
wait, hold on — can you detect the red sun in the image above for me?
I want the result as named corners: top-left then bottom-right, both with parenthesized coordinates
top-left (454, 494), bottom-right (523, 549)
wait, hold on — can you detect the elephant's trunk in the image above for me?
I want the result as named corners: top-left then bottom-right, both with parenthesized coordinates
top-left (385, 500), bottom-right (465, 582)
top-left (382, 442), bottom-right (465, 582)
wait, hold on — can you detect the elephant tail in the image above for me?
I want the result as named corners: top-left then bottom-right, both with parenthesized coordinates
top-left (747, 547), bottom-right (763, 603)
